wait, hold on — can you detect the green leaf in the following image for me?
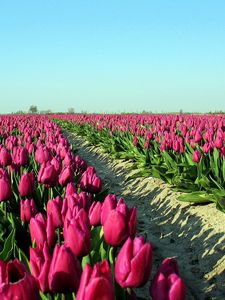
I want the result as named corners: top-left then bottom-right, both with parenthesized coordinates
top-left (178, 191), bottom-right (214, 203)
top-left (17, 246), bottom-right (31, 272)
top-left (81, 254), bottom-right (91, 269)
top-left (39, 292), bottom-right (49, 300)
top-left (0, 229), bottom-right (15, 260)
top-left (213, 148), bottom-right (220, 179)
top-left (222, 159), bottom-right (225, 183)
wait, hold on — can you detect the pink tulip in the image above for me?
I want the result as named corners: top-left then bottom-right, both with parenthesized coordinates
top-left (20, 199), bottom-right (37, 222)
top-left (115, 236), bottom-right (152, 288)
top-left (150, 258), bottom-right (185, 300)
top-left (76, 260), bottom-right (115, 300)
top-left (65, 182), bottom-right (77, 197)
top-left (38, 162), bottom-right (58, 187)
top-left (64, 209), bottom-right (91, 257)
top-left (48, 244), bottom-right (81, 293)
top-left (0, 259), bottom-right (40, 300)
top-left (0, 147), bottom-right (12, 166)
top-left (59, 165), bottom-right (74, 186)
top-left (80, 166), bottom-right (102, 194)
top-left (18, 172), bottom-right (35, 197)
top-left (101, 194), bottom-right (117, 225)
top-left (30, 242), bottom-right (51, 292)
top-left (89, 201), bottom-right (102, 226)
top-left (103, 199), bottom-right (137, 246)
top-left (47, 196), bottom-right (63, 228)
top-left (0, 168), bottom-right (12, 201)
top-left (192, 149), bottom-right (201, 163)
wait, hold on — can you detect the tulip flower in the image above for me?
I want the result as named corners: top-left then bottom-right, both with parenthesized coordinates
top-left (214, 137), bottom-right (223, 149)
top-left (89, 201), bottom-right (102, 226)
top-left (48, 244), bottom-right (81, 293)
top-left (30, 213), bottom-right (55, 248)
top-left (50, 156), bottom-right (62, 173)
top-left (0, 259), bottom-right (40, 300)
top-left (35, 146), bottom-right (51, 164)
top-left (115, 236), bottom-right (152, 288)
top-left (20, 199), bottom-right (37, 222)
top-left (101, 194), bottom-right (117, 225)
top-left (65, 182), bottom-right (77, 197)
top-left (73, 192), bottom-right (92, 212)
top-left (103, 199), bottom-right (137, 247)
top-left (75, 155), bottom-right (87, 173)
top-left (64, 209), bottom-right (91, 257)
top-left (0, 147), bottom-right (12, 166)
top-left (18, 172), bottom-right (35, 197)
top-left (80, 166), bottom-right (102, 194)
top-left (192, 149), bottom-right (201, 163)
top-left (0, 168), bottom-right (12, 201)
top-left (47, 196), bottom-right (63, 228)
top-left (30, 242), bottom-right (51, 292)
top-left (12, 146), bottom-right (29, 166)
top-left (38, 162), bottom-right (58, 187)
top-left (150, 258), bottom-right (186, 300)
top-left (59, 165), bottom-right (74, 186)
top-left (76, 260), bottom-right (115, 300)
top-left (30, 213), bottom-right (47, 248)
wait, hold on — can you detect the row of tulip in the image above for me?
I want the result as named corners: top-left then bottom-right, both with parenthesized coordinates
top-left (53, 114), bottom-right (225, 212)
top-left (0, 115), bottom-right (186, 299)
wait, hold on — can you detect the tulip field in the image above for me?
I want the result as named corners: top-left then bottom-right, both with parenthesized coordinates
top-left (54, 113), bottom-right (225, 212)
top-left (0, 115), bottom-right (186, 299)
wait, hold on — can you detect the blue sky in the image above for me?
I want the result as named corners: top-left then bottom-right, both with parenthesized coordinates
top-left (0, 0), bottom-right (225, 113)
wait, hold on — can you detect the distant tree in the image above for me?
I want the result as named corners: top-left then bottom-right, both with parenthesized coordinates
top-left (28, 105), bottom-right (38, 114)
top-left (68, 107), bottom-right (75, 114)
top-left (15, 110), bottom-right (25, 114)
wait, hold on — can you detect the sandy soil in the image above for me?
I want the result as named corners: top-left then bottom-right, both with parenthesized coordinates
top-left (66, 131), bottom-right (225, 300)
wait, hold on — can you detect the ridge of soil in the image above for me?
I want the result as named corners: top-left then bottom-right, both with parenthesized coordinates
top-left (66, 131), bottom-right (225, 300)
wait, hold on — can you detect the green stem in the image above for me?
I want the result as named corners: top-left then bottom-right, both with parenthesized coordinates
top-left (47, 293), bottom-right (53, 300)
top-left (4, 201), bottom-right (7, 219)
top-left (57, 228), bottom-right (61, 244)
top-left (61, 294), bottom-right (66, 300)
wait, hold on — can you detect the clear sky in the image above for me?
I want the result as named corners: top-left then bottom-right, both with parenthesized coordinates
top-left (0, 0), bottom-right (225, 113)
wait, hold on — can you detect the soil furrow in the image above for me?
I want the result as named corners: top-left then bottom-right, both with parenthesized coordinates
top-left (66, 131), bottom-right (225, 300)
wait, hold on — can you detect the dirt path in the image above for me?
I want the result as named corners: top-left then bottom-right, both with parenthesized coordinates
top-left (66, 131), bottom-right (225, 300)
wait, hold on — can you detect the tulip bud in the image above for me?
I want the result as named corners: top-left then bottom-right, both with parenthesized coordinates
top-left (150, 258), bottom-right (186, 300)
top-left (48, 244), bottom-right (81, 293)
top-left (89, 201), bottom-right (102, 226)
top-left (35, 146), bottom-right (51, 164)
top-left (30, 242), bottom-right (51, 292)
top-left (115, 236), bottom-right (152, 288)
top-left (76, 260), bottom-right (115, 300)
top-left (18, 172), bottom-right (35, 197)
top-left (12, 146), bottom-right (29, 166)
top-left (80, 166), bottom-right (102, 194)
top-left (51, 156), bottom-right (62, 174)
top-left (64, 210), bottom-right (91, 258)
top-left (38, 162), bottom-right (58, 187)
top-left (0, 147), bottom-right (12, 166)
top-left (75, 155), bottom-right (87, 173)
top-left (47, 196), bottom-right (63, 228)
top-left (101, 194), bottom-right (117, 225)
top-left (192, 149), bottom-right (201, 163)
top-left (0, 168), bottom-right (12, 201)
top-left (59, 166), bottom-right (74, 186)
top-left (65, 182), bottom-right (77, 197)
top-left (20, 199), bottom-right (37, 222)
top-left (30, 213), bottom-right (47, 248)
top-left (103, 201), bottom-right (137, 247)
